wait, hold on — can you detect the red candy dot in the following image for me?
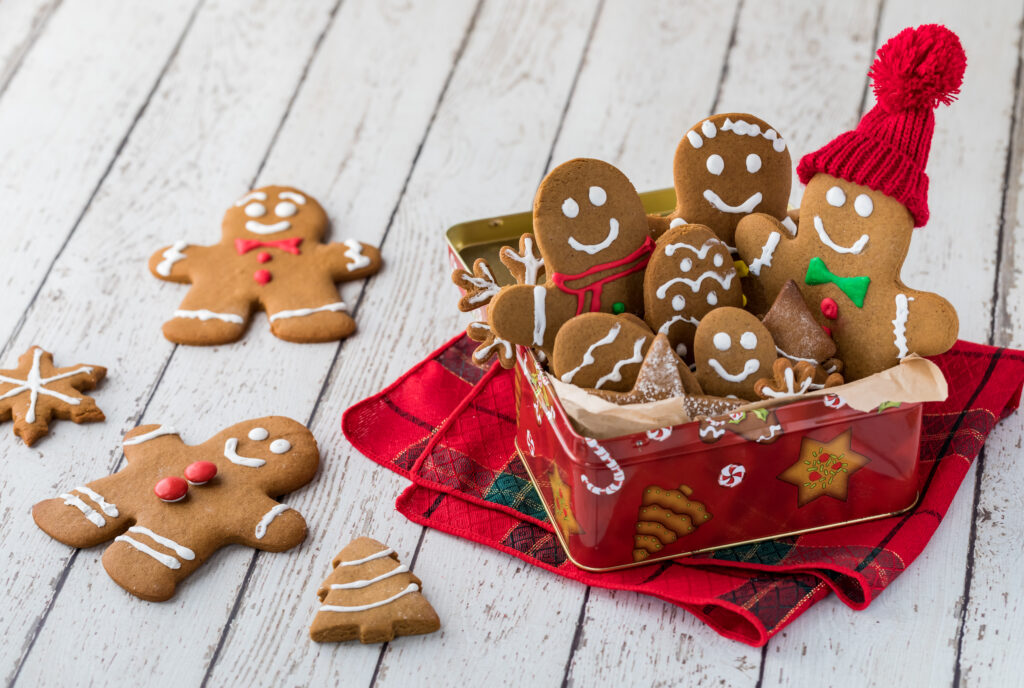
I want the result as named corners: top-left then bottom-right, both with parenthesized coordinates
top-left (256, 251), bottom-right (272, 263)
top-left (808, 471), bottom-right (822, 481)
top-left (832, 462), bottom-right (843, 470)
top-left (253, 269), bottom-right (272, 285)
top-left (184, 460), bottom-right (217, 485)
top-left (154, 476), bottom-right (188, 503)
top-left (822, 325), bottom-right (832, 337)
top-left (820, 297), bottom-right (838, 320)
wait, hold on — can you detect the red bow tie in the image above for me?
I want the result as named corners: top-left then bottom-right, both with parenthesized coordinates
top-left (235, 237), bottom-right (303, 256)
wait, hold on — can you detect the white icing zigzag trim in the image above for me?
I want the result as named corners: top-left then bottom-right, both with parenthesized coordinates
top-left (720, 117), bottom-right (787, 152)
top-left (561, 324), bottom-right (620, 384)
top-left (156, 241), bottom-right (188, 276)
top-left (655, 271), bottom-right (735, 299)
top-left (594, 338), bottom-right (646, 389)
top-left (893, 293), bottom-right (914, 358)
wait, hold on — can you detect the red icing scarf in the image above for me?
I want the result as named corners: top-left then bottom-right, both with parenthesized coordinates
top-left (549, 235), bottom-right (656, 315)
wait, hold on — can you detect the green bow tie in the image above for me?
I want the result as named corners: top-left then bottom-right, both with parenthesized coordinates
top-left (804, 257), bottom-right (871, 307)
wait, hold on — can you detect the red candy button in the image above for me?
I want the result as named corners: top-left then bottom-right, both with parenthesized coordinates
top-left (820, 297), bottom-right (838, 320)
top-left (256, 251), bottom-right (272, 263)
top-left (154, 476), bottom-right (188, 503)
top-left (253, 269), bottom-right (272, 285)
top-left (184, 460), bottom-right (217, 485)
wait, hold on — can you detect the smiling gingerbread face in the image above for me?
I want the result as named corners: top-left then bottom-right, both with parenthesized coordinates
top-left (533, 158), bottom-right (650, 276)
top-left (669, 113), bottom-right (791, 247)
top-left (222, 185), bottom-right (328, 242)
top-left (210, 416), bottom-right (320, 494)
top-left (693, 307), bottom-right (776, 400)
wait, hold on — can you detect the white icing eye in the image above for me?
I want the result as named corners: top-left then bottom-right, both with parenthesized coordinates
top-left (275, 201), bottom-right (297, 218)
top-left (701, 120), bottom-right (717, 138)
top-left (672, 294), bottom-right (686, 311)
top-left (270, 439), bottom-right (291, 454)
top-left (746, 153), bottom-right (762, 173)
top-left (248, 427), bottom-right (268, 441)
top-left (680, 258), bottom-right (693, 272)
top-left (713, 254), bottom-right (724, 267)
top-left (707, 291), bottom-right (718, 305)
top-left (562, 198), bottom-right (579, 218)
top-left (713, 332), bottom-right (731, 351)
top-left (854, 194), bottom-right (873, 218)
top-left (245, 202), bottom-right (266, 218)
top-left (706, 154), bottom-right (724, 176)
top-left (686, 131), bottom-right (703, 149)
top-left (740, 331), bottom-right (758, 349)
top-left (588, 186), bottom-right (607, 206)
top-left (826, 186), bottom-right (846, 207)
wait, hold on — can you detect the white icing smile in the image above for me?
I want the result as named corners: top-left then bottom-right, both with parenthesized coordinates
top-left (707, 358), bottom-right (760, 382)
top-left (245, 219), bottom-right (292, 235)
top-left (568, 218), bottom-right (619, 255)
top-left (703, 190), bottom-right (762, 214)
top-left (812, 215), bottom-right (869, 254)
top-left (224, 437), bottom-right (266, 467)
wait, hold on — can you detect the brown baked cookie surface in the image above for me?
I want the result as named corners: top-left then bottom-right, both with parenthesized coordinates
top-left (148, 186), bottom-right (382, 345)
top-left (33, 417), bottom-right (318, 601)
top-left (551, 313), bottom-right (653, 392)
top-left (310, 537), bottom-right (440, 643)
top-left (0, 346), bottom-right (106, 446)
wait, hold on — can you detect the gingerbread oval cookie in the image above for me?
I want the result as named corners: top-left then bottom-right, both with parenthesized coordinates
top-left (693, 307), bottom-right (776, 400)
top-left (551, 313), bottom-right (653, 392)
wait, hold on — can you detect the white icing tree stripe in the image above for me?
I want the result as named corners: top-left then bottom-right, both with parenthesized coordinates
top-left (813, 216), bottom-right (869, 254)
top-left (594, 337), bottom-right (646, 389)
top-left (268, 302), bottom-right (347, 322)
top-left (60, 493), bottom-right (105, 527)
top-left (328, 564), bottom-right (411, 590)
top-left (655, 270), bottom-right (735, 299)
top-left (342, 239), bottom-right (371, 271)
top-left (156, 240), bottom-right (188, 276)
top-left (561, 323), bottom-right (621, 384)
top-left (749, 231), bottom-right (780, 276)
top-left (0, 348), bottom-right (91, 423)
top-left (338, 547), bottom-right (395, 567)
top-left (123, 425), bottom-right (179, 445)
top-left (173, 309), bottom-right (244, 324)
top-left (893, 293), bottom-right (914, 358)
top-left (319, 583), bottom-right (419, 613)
top-left (254, 504), bottom-right (291, 539)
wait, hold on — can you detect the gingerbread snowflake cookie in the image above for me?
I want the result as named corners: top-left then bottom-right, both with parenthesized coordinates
top-left (33, 417), bottom-right (318, 601)
top-left (736, 26), bottom-right (964, 379)
top-left (0, 346), bottom-right (106, 446)
top-left (310, 537), bottom-right (440, 643)
top-left (149, 186), bottom-right (382, 345)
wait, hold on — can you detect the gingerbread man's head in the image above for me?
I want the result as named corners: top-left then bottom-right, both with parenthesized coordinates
top-left (533, 158), bottom-right (650, 276)
top-left (671, 113), bottom-right (791, 246)
top-left (210, 416), bottom-right (319, 494)
top-left (693, 307), bottom-right (776, 400)
top-left (222, 185), bottom-right (328, 243)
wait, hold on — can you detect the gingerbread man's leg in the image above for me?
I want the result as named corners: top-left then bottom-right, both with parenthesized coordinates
top-left (102, 523), bottom-right (205, 601)
top-left (162, 286), bottom-right (254, 346)
top-left (262, 280), bottom-right (355, 343)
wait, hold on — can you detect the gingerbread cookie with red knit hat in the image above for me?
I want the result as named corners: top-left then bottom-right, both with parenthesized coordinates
top-left (149, 186), bottom-right (382, 345)
top-left (737, 25), bottom-right (963, 380)
top-left (468, 159), bottom-right (655, 366)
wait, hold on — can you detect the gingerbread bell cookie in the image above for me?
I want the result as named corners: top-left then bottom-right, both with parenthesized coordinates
top-left (465, 159), bottom-right (655, 366)
top-left (0, 346), bottom-right (106, 446)
top-left (693, 307), bottom-right (776, 401)
top-left (149, 186), bottom-right (382, 345)
top-left (310, 537), bottom-right (440, 643)
top-left (643, 223), bottom-right (743, 362)
top-left (736, 25), bottom-right (963, 380)
top-left (33, 417), bottom-right (318, 601)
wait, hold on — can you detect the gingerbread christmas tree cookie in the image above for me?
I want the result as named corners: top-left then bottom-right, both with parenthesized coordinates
top-left (310, 537), bottom-right (440, 643)
top-left (0, 346), bottom-right (106, 446)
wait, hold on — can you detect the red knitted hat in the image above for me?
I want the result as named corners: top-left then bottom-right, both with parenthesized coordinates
top-left (797, 25), bottom-right (967, 227)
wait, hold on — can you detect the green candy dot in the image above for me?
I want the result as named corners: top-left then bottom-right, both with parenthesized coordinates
top-left (612, 302), bottom-right (625, 314)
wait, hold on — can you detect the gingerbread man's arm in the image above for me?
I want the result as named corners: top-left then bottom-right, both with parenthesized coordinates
top-left (235, 498), bottom-right (308, 552)
top-left (316, 240), bottom-right (383, 281)
top-left (148, 242), bottom-right (212, 283)
top-left (735, 212), bottom-right (796, 281)
top-left (895, 289), bottom-right (959, 358)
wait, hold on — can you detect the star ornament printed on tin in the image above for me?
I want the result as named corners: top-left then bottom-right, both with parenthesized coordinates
top-left (778, 428), bottom-right (869, 506)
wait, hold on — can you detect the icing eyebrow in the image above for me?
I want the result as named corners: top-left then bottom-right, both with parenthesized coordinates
top-left (278, 191), bottom-right (306, 205)
top-left (234, 191), bottom-right (267, 206)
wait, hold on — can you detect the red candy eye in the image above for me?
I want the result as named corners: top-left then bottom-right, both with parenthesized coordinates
top-left (184, 461), bottom-right (217, 485)
top-left (154, 476), bottom-right (188, 503)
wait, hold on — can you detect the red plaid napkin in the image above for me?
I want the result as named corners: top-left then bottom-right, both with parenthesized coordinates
top-left (343, 335), bottom-right (1024, 646)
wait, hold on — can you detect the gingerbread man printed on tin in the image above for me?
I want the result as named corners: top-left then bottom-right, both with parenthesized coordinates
top-left (736, 26), bottom-right (963, 379)
top-left (33, 417), bottom-right (318, 601)
top-left (148, 186), bottom-right (382, 345)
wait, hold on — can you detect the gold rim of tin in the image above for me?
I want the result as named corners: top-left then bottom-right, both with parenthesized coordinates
top-left (516, 444), bottom-right (920, 573)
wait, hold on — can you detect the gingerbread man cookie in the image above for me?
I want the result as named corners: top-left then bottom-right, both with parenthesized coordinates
top-left (149, 186), bottom-right (382, 345)
top-left (649, 112), bottom-right (793, 249)
top-left (33, 417), bottom-right (318, 601)
top-left (0, 346), bottom-right (106, 446)
top-left (643, 223), bottom-right (743, 362)
top-left (736, 26), bottom-right (964, 380)
top-left (693, 307), bottom-right (776, 401)
top-left (481, 159), bottom-right (655, 365)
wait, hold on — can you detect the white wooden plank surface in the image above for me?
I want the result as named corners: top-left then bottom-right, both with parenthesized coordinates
top-left (0, 1), bottom-right (1022, 686)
